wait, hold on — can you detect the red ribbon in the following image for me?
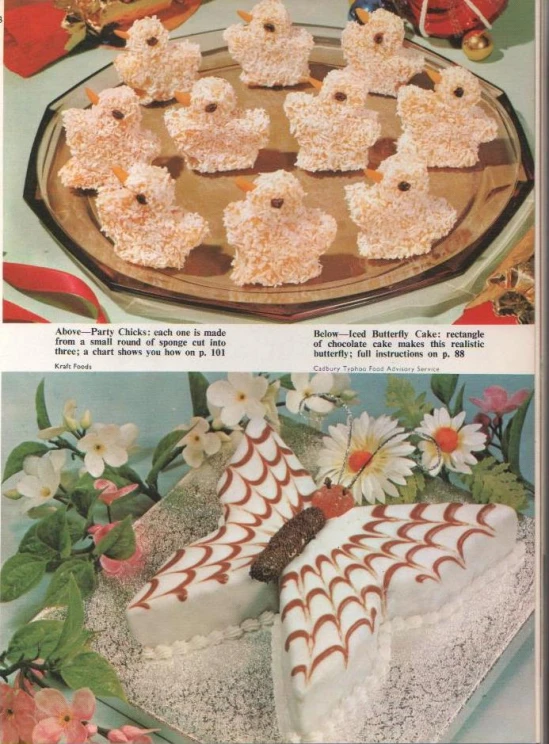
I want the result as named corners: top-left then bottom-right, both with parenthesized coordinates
top-left (3, 263), bottom-right (109, 323)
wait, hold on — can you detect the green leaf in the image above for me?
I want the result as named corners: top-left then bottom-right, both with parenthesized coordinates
top-left (7, 620), bottom-right (64, 662)
top-left (430, 375), bottom-right (459, 406)
top-left (70, 486), bottom-right (99, 520)
top-left (506, 391), bottom-right (533, 479)
top-left (394, 471), bottom-right (426, 503)
top-left (385, 376), bottom-right (432, 429)
top-left (93, 515), bottom-right (136, 560)
top-left (451, 384), bottom-right (466, 419)
top-left (18, 524), bottom-right (59, 563)
top-left (458, 456), bottom-right (528, 511)
top-left (36, 509), bottom-right (72, 559)
top-left (152, 430), bottom-right (184, 466)
top-left (44, 560), bottom-right (96, 606)
top-left (35, 379), bottom-right (52, 431)
top-left (51, 576), bottom-right (84, 662)
top-left (278, 373), bottom-right (293, 390)
top-left (188, 372), bottom-right (210, 418)
top-left (60, 651), bottom-right (126, 700)
top-left (0, 554), bottom-right (47, 602)
top-left (2, 441), bottom-right (50, 482)
top-left (67, 512), bottom-right (88, 544)
top-left (27, 504), bottom-right (60, 519)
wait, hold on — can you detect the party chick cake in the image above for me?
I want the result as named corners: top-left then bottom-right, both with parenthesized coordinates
top-left (127, 420), bottom-right (524, 743)
top-left (54, 0), bottom-right (503, 291)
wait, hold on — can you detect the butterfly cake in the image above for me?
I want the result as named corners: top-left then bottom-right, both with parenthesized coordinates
top-left (127, 420), bottom-right (522, 742)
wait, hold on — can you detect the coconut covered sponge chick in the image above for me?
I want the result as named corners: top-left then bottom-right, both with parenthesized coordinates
top-left (114, 16), bottom-right (201, 105)
top-left (58, 86), bottom-right (161, 191)
top-left (345, 145), bottom-right (457, 259)
top-left (164, 77), bottom-right (270, 172)
top-left (397, 66), bottom-right (498, 167)
top-left (223, 0), bottom-right (314, 87)
top-left (96, 164), bottom-right (209, 269)
top-left (224, 170), bottom-right (337, 286)
top-left (341, 8), bottom-right (424, 97)
top-left (284, 68), bottom-right (381, 172)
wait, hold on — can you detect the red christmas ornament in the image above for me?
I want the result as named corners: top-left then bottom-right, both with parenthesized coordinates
top-left (395, 0), bottom-right (508, 40)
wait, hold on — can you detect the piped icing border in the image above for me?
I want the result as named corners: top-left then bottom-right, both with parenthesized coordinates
top-left (272, 541), bottom-right (525, 743)
top-left (142, 610), bottom-right (277, 660)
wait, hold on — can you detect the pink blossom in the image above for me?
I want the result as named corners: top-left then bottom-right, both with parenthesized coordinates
top-left (1, 683), bottom-right (37, 744)
top-left (32, 688), bottom-right (95, 744)
top-left (107, 725), bottom-right (158, 743)
top-left (88, 523), bottom-right (143, 578)
top-left (94, 479), bottom-right (139, 506)
top-left (469, 386), bottom-right (530, 416)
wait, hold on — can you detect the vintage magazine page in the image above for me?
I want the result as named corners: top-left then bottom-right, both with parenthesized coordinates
top-left (0, 1), bottom-right (544, 744)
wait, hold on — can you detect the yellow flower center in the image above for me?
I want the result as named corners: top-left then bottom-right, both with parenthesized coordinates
top-left (434, 426), bottom-right (459, 453)
top-left (348, 450), bottom-right (373, 472)
top-left (193, 435), bottom-right (201, 443)
top-left (93, 443), bottom-right (106, 454)
top-left (40, 486), bottom-right (52, 499)
top-left (237, 393), bottom-right (247, 402)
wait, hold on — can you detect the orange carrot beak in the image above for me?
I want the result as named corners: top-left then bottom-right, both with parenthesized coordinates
top-left (365, 168), bottom-right (384, 183)
top-left (306, 76), bottom-right (323, 91)
top-left (237, 10), bottom-right (253, 22)
top-left (426, 68), bottom-right (442, 85)
top-left (355, 8), bottom-right (370, 23)
top-left (235, 176), bottom-right (256, 192)
top-left (174, 91), bottom-right (192, 106)
top-left (112, 166), bottom-right (129, 185)
top-left (85, 88), bottom-right (100, 105)
top-left (114, 29), bottom-right (130, 40)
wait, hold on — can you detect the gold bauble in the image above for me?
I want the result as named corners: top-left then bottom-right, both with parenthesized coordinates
top-left (462, 30), bottom-right (494, 61)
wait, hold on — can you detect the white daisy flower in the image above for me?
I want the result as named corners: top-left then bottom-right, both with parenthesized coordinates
top-left (317, 412), bottom-right (415, 504)
top-left (415, 407), bottom-right (486, 476)
top-left (16, 450), bottom-right (67, 511)
top-left (78, 422), bottom-right (139, 478)
top-left (206, 373), bottom-right (269, 427)
top-left (286, 373), bottom-right (335, 415)
top-left (177, 417), bottom-right (226, 468)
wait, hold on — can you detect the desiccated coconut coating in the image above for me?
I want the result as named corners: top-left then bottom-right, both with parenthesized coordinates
top-left (341, 9), bottom-right (424, 97)
top-left (164, 77), bottom-right (270, 172)
top-left (96, 164), bottom-right (209, 269)
top-left (397, 66), bottom-right (498, 167)
top-left (223, 0), bottom-right (314, 87)
top-left (284, 68), bottom-right (381, 172)
top-left (345, 148), bottom-right (457, 259)
top-left (58, 86), bottom-right (161, 191)
top-left (114, 16), bottom-right (201, 105)
top-left (224, 170), bottom-right (337, 286)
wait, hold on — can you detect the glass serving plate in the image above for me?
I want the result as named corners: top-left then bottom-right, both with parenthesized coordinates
top-left (24, 27), bottom-right (534, 322)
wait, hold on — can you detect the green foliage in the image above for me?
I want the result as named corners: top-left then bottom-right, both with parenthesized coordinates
top-left (60, 651), bottom-right (126, 700)
top-left (19, 523), bottom-right (59, 563)
top-left (430, 375), bottom-right (459, 406)
top-left (93, 515), bottom-right (136, 560)
top-left (2, 441), bottom-right (51, 482)
top-left (27, 504), bottom-right (60, 520)
top-left (35, 379), bottom-right (52, 431)
top-left (44, 560), bottom-right (97, 607)
top-left (0, 554), bottom-right (47, 602)
top-left (147, 429), bottom-right (184, 486)
top-left (278, 374), bottom-right (293, 390)
top-left (458, 456), bottom-right (528, 511)
top-left (451, 383), bottom-right (466, 418)
top-left (71, 485), bottom-right (99, 519)
top-left (385, 376), bottom-right (432, 429)
top-left (36, 509), bottom-right (72, 560)
top-left (188, 371), bottom-right (210, 418)
top-left (394, 471), bottom-right (426, 503)
top-left (6, 620), bottom-right (64, 662)
top-left (504, 391), bottom-right (533, 480)
top-left (50, 576), bottom-right (85, 662)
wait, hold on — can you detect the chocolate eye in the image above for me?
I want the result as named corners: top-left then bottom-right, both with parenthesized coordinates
top-left (271, 198), bottom-right (284, 209)
top-left (205, 103), bottom-right (218, 113)
top-left (398, 181), bottom-right (411, 192)
top-left (263, 22), bottom-right (275, 32)
top-left (374, 32), bottom-right (384, 44)
top-left (334, 91), bottom-right (347, 102)
top-left (453, 87), bottom-right (464, 98)
top-left (146, 36), bottom-right (158, 46)
top-left (112, 110), bottom-right (125, 120)
top-left (136, 193), bottom-right (148, 204)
